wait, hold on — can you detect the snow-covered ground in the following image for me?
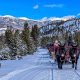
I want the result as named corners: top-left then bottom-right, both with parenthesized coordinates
top-left (0, 47), bottom-right (80, 80)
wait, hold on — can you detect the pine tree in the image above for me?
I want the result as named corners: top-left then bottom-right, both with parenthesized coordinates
top-left (31, 24), bottom-right (39, 47)
top-left (41, 37), bottom-right (48, 47)
top-left (14, 30), bottom-right (21, 55)
top-left (0, 35), bottom-right (5, 50)
top-left (14, 29), bottom-right (27, 56)
top-left (74, 31), bottom-right (80, 45)
top-left (22, 22), bottom-right (35, 53)
top-left (5, 27), bottom-right (17, 57)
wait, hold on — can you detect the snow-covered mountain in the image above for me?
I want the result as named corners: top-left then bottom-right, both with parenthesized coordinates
top-left (0, 15), bottom-right (42, 29)
top-left (0, 15), bottom-right (80, 35)
top-left (40, 15), bottom-right (75, 21)
top-left (0, 15), bottom-right (76, 29)
top-left (39, 18), bottom-right (80, 38)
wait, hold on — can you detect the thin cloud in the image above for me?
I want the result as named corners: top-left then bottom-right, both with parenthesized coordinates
top-left (44, 4), bottom-right (64, 8)
top-left (77, 13), bottom-right (80, 16)
top-left (33, 5), bottom-right (39, 9)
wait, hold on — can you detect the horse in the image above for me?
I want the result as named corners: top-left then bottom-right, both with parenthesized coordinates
top-left (65, 44), bottom-right (72, 63)
top-left (47, 43), bottom-right (54, 57)
top-left (55, 44), bottom-right (66, 69)
top-left (69, 44), bottom-right (79, 70)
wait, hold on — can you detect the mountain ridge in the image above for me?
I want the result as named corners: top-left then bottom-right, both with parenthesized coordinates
top-left (0, 15), bottom-right (79, 34)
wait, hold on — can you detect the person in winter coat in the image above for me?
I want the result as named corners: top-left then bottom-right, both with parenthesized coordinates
top-left (54, 40), bottom-right (60, 55)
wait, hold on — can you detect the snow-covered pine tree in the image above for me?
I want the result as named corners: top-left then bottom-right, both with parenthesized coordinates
top-left (14, 29), bottom-right (27, 56)
top-left (0, 35), bottom-right (5, 50)
top-left (74, 31), bottom-right (80, 45)
top-left (31, 24), bottom-right (40, 47)
top-left (41, 37), bottom-right (49, 47)
top-left (5, 26), bottom-right (17, 58)
top-left (21, 22), bottom-right (35, 54)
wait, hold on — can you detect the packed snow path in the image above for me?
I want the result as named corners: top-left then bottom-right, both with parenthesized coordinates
top-left (0, 47), bottom-right (80, 80)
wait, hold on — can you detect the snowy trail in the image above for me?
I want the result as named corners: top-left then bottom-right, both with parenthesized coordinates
top-left (0, 47), bottom-right (80, 80)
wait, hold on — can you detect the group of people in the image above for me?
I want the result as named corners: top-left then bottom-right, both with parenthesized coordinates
top-left (47, 40), bottom-right (80, 69)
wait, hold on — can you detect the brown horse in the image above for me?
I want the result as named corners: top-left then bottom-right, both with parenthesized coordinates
top-left (55, 44), bottom-right (66, 69)
top-left (69, 44), bottom-right (79, 70)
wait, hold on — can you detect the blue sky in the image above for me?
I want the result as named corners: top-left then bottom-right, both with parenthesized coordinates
top-left (0, 0), bottom-right (80, 19)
